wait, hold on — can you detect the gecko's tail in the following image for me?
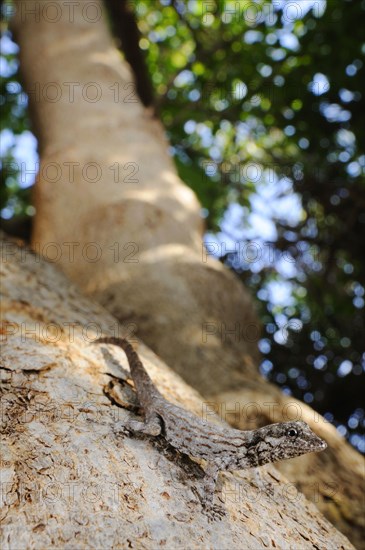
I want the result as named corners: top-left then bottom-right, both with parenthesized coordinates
top-left (93, 336), bottom-right (157, 399)
top-left (93, 336), bottom-right (134, 351)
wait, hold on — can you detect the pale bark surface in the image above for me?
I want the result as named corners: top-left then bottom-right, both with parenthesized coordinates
top-left (13, 0), bottom-right (260, 397)
top-left (10, 1), bottom-right (365, 547)
top-left (0, 236), bottom-right (354, 549)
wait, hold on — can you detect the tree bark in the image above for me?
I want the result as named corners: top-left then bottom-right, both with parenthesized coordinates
top-left (13, 0), bottom-right (260, 397)
top-left (10, 1), bottom-right (365, 547)
top-left (215, 385), bottom-right (365, 550)
top-left (0, 234), bottom-right (354, 549)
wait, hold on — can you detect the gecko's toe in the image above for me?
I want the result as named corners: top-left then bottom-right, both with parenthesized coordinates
top-left (201, 496), bottom-right (227, 521)
top-left (204, 503), bottom-right (227, 522)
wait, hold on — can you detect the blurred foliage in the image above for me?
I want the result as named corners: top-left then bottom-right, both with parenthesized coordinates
top-left (132, 0), bottom-right (365, 452)
top-left (0, 3), bottom-right (32, 221)
top-left (1, 0), bottom-right (364, 452)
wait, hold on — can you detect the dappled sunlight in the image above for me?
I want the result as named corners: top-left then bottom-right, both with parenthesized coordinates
top-left (1, 0), bottom-right (364, 456)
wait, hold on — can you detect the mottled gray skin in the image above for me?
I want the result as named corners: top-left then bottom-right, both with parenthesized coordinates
top-left (95, 337), bottom-right (327, 508)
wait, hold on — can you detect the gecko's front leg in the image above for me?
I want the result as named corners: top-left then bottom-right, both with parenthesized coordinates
top-left (199, 463), bottom-right (226, 519)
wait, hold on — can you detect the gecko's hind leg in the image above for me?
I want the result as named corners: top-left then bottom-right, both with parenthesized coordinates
top-left (114, 413), bottom-right (162, 437)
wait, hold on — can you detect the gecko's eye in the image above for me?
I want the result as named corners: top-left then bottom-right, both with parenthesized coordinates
top-left (287, 428), bottom-right (298, 437)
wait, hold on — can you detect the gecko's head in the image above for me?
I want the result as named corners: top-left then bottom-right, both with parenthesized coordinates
top-left (252, 420), bottom-right (327, 465)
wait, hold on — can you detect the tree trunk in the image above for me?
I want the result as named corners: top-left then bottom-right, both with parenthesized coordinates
top-left (10, 1), bottom-right (365, 547)
top-left (0, 234), bottom-right (354, 549)
top-left (13, 0), bottom-right (260, 397)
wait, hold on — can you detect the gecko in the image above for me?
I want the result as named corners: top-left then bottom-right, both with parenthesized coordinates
top-left (94, 336), bottom-right (327, 511)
